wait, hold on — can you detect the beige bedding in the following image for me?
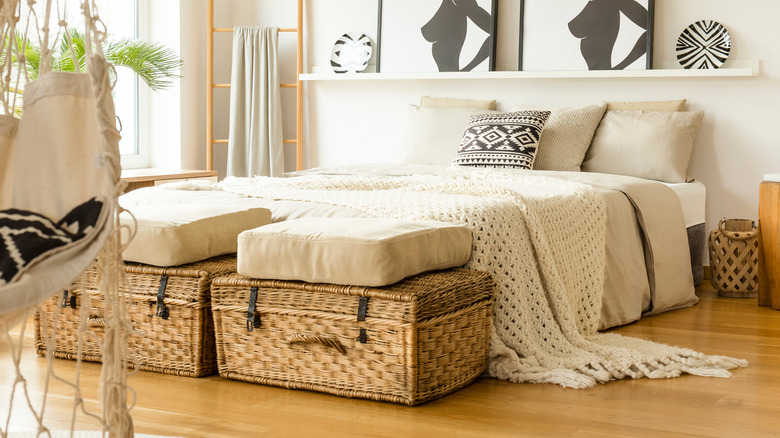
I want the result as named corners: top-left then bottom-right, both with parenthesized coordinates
top-left (119, 166), bottom-right (696, 329)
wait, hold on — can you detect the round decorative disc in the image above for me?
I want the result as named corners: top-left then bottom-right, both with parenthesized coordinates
top-left (676, 20), bottom-right (731, 69)
top-left (330, 32), bottom-right (372, 73)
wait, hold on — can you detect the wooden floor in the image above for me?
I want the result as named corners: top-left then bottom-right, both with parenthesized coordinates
top-left (3, 282), bottom-right (780, 438)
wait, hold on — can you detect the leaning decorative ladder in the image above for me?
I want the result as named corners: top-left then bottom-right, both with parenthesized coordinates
top-left (206, 0), bottom-right (304, 172)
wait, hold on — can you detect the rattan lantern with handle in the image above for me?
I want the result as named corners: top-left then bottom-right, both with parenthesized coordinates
top-left (709, 218), bottom-right (759, 298)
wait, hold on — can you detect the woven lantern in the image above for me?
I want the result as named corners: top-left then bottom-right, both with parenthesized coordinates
top-left (708, 218), bottom-right (759, 298)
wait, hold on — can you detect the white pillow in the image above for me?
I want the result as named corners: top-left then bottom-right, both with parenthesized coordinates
top-left (398, 105), bottom-right (496, 165)
top-left (582, 110), bottom-right (705, 183)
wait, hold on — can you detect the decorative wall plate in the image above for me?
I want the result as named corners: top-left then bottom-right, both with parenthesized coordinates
top-left (676, 20), bottom-right (731, 69)
top-left (330, 32), bottom-right (372, 73)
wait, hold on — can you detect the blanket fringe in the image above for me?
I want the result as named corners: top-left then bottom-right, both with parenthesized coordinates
top-left (681, 367), bottom-right (732, 378)
top-left (490, 332), bottom-right (748, 387)
top-left (488, 333), bottom-right (597, 388)
top-left (704, 355), bottom-right (749, 369)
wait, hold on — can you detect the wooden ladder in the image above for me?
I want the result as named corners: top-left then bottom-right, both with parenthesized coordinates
top-left (206, 0), bottom-right (303, 172)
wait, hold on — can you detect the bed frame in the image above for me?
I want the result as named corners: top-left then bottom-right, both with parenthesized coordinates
top-left (206, 0), bottom-right (304, 172)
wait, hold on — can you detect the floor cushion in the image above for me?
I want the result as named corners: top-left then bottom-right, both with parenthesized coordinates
top-left (237, 217), bottom-right (472, 286)
top-left (121, 204), bottom-right (271, 266)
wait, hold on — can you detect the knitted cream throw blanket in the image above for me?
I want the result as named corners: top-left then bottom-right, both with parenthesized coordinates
top-left (219, 170), bottom-right (746, 388)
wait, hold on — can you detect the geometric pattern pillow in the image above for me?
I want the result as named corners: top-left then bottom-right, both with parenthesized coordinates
top-left (0, 198), bottom-right (103, 286)
top-left (453, 110), bottom-right (551, 169)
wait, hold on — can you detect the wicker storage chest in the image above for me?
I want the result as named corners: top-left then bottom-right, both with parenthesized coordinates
top-left (211, 269), bottom-right (494, 405)
top-left (35, 255), bottom-right (237, 377)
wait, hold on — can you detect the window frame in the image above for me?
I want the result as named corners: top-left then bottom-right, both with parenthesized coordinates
top-left (117, 0), bottom-right (147, 169)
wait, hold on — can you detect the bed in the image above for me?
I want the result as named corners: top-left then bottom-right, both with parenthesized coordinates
top-left (120, 163), bottom-right (704, 331)
top-left (120, 158), bottom-right (739, 387)
top-left (127, 51), bottom-right (744, 384)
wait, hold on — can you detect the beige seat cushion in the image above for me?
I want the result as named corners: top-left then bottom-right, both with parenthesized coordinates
top-left (237, 218), bottom-right (472, 286)
top-left (121, 204), bottom-right (272, 266)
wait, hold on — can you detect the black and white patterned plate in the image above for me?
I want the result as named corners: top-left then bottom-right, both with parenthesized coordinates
top-left (676, 20), bottom-right (731, 69)
top-left (330, 32), bottom-right (372, 73)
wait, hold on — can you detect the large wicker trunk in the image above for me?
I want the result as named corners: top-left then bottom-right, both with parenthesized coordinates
top-left (211, 269), bottom-right (494, 405)
top-left (35, 255), bottom-right (237, 377)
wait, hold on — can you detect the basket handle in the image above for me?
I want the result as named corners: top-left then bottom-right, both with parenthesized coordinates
top-left (717, 218), bottom-right (758, 241)
top-left (87, 317), bottom-right (105, 328)
top-left (287, 333), bottom-right (347, 355)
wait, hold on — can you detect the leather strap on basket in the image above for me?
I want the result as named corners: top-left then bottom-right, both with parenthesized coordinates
top-left (357, 296), bottom-right (369, 321)
top-left (155, 275), bottom-right (169, 319)
top-left (246, 286), bottom-right (261, 332)
top-left (61, 290), bottom-right (76, 309)
top-left (356, 297), bottom-right (369, 344)
top-left (287, 333), bottom-right (347, 355)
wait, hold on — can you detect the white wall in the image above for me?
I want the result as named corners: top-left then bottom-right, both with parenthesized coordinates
top-left (182, 0), bottom-right (780, 262)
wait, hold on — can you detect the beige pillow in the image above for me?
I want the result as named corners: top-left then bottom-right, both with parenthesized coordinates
top-left (512, 103), bottom-right (607, 171)
top-left (420, 95), bottom-right (496, 110)
top-left (605, 99), bottom-right (687, 111)
top-left (399, 105), bottom-right (496, 165)
top-left (121, 204), bottom-right (272, 266)
top-left (582, 110), bottom-right (705, 183)
top-left (237, 218), bottom-right (472, 287)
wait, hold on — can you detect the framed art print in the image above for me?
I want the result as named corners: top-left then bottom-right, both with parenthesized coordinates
top-left (519, 0), bottom-right (654, 71)
top-left (377, 0), bottom-right (498, 73)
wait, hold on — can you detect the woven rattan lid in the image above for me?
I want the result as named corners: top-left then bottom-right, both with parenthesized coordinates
top-left (213, 268), bottom-right (493, 322)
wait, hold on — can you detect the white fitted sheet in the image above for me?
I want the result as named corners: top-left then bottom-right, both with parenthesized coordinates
top-left (664, 181), bottom-right (706, 228)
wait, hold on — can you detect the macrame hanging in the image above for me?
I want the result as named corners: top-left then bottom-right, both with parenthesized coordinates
top-left (0, 0), bottom-right (134, 436)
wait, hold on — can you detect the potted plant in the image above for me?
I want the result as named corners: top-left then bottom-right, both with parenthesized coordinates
top-left (5, 29), bottom-right (181, 115)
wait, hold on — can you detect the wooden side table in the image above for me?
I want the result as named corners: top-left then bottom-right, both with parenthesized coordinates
top-left (120, 169), bottom-right (218, 193)
top-left (758, 176), bottom-right (780, 309)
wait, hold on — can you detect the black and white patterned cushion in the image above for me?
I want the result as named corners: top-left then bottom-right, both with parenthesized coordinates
top-left (453, 110), bottom-right (551, 169)
top-left (0, 198), bottom-right (103, 286)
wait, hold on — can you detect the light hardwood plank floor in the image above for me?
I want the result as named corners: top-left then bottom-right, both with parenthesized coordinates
top-left (2, 282), bottom-right (779, 438)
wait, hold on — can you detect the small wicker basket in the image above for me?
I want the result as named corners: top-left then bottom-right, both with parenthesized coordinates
top-left (708, 218), bottom-right (759, 298)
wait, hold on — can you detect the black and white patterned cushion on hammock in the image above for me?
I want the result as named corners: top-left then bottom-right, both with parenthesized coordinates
top-left (453, 110), bottom-right (551, 169)
top-left (0, 198), bottom-right (103, 286)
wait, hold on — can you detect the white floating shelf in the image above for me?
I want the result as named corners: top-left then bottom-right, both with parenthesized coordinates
top-left (300, 60), bottom-right (759, 81)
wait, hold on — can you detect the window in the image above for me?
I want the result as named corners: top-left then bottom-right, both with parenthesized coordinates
top-left (97, 0), bottom-right (145, 168)
top-left (21, 0), bottom-right (178, 170)
top-left (26, 1), bottom-right (144, 167)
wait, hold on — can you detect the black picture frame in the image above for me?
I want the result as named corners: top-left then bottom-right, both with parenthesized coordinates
top-left (518, 0), bottom-right (654, 71)
top-left (377, 0), bottom-right (499, 73)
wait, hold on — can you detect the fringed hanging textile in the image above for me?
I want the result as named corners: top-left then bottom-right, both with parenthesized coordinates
top-left (0, 1), bottom-right (134, 436)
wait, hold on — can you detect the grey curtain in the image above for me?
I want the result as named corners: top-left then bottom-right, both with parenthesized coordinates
top-left (227, 26), bottom-right (285, 177)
